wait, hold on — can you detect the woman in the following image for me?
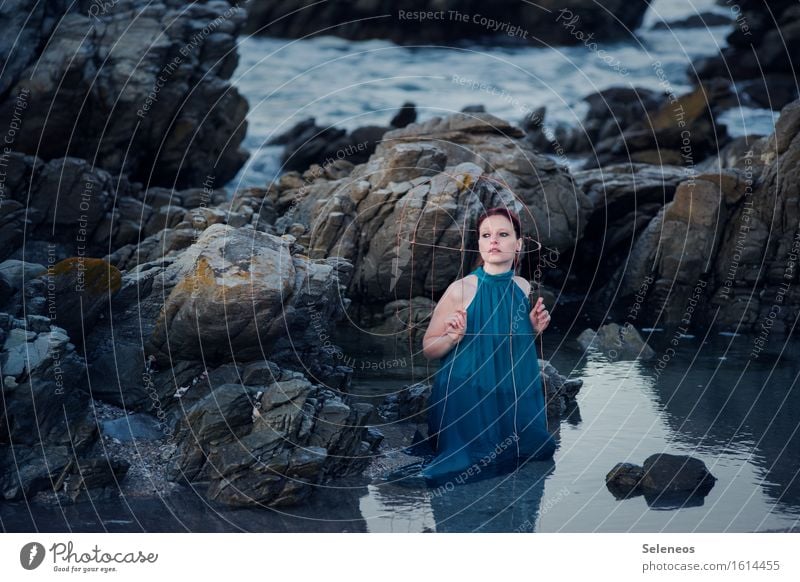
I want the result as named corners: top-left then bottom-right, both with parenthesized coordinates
top-left (419, 207), bottom-right (556, 484)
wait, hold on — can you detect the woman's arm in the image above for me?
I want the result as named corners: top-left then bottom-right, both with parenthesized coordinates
top-left (517, 276), bottom-right (550, 335)
top-left (423, 284), bottom-right (466, 360)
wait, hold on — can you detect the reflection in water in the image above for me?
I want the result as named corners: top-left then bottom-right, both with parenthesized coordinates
top-left (639, 334), bottom-right (800, 516)
top-left (364, 459), bottom-right (555, 532)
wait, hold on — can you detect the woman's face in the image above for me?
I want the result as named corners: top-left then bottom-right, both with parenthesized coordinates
top-left (478, 214), bottom-right (522, 268)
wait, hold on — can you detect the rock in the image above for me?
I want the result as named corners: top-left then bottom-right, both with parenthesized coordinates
top-left (641, 453), bottom-right (717, 495)
top-left (0, 260), bottom-right (46, 302)
top-left (606, 454), bottom-right (717, 505)
top-left (274, 117), bottom-right (387, 172)
top-left (34, 257), bottom-right (121, 343)
top-left (605, 462), bottom-right (646, 498)
top-left (584, 81), bottom-right (734, 169)
top-left (651, 12), bottom-right (732, 29)
top-left (695, 1), bottom-right (800, 109)
top-left (390, 102), bottom-right (417, 128)
top-left (577, 323), bottom-right (656, 360)
top-left (243, 1), bottom-right (650, 45)
top-left (167, 377), bottom-right (381, 507)
top-left (145, 224), bottom-right (353, 371)
top-left (280, 112), bottom-right (588, 308)
top-left (0, 0), bottom-right (249, 188)
top-left (0, 313), bottom-right (102, 500)
top-left (378, 382), bottom-right (431, 422)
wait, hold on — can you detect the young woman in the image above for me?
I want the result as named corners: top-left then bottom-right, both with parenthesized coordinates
top-left (419, 206), bottom-right (556, 483)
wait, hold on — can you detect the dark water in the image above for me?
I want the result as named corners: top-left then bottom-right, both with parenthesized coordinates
top-left (3, 328), bottom-right (798, 533)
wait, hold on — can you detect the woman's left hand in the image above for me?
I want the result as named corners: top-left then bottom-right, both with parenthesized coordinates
top-left (529, 296), bottom-right (551, 335)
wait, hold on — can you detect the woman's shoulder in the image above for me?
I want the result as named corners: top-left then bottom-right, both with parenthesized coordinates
top-left (513, 275), bottom-right (531, 296)
top-left (446, 274), bottom-right (478, 294)
top-left (442, 275), bottom-right (478, 304)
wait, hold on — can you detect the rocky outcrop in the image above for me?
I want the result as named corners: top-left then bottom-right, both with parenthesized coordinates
top-left (0, 0), bottom-right (249, 188)
top-left (606, 454), bottom-right (717, 507)
top-left (695, 0), bottom-right (800, 109)
top-left (167, 374), bottom-right (380, 506)
top-left (0, 313), bottom-right (127, 501)
top-left (0, 153), bottom-right (230, 265)
top-left (603, 99), bottom-right (800, 333)
top-left (244, 0), bottom-right (649, 46)
top-left (262, 113), bottom-right (590, 309)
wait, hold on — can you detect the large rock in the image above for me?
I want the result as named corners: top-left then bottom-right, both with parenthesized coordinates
top-left (615, 99), bottom-right (800, 333)
top-left (167, 378), bottom-right (380, 507)
top-left (269, 113), bottom-right (590, 307)
top-left (606, 454), bottom-right (717, 505)
top-left (83, 223), bottom-right (355, 409)
top-left (244, 0), bottom-right (649, 45)
top-left (0, 313), bottom-right (120, 501)
top-left (695, 1), bottom-right (800, 109)
top-left (0, 153), bottom-right (230, 264)
top-left (0, 0), bottom-right (249, 188)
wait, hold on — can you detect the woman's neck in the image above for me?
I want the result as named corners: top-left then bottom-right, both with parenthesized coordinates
top-left (482, 262), bottom-right (514, 275)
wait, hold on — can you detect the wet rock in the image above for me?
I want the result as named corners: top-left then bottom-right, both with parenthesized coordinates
top-left (390, 102), bottom-right (417, 128)
top-left (605, 462), bottom-right (646, 498)
top-left (0, 313), bottom-right (109, 501)
top-left (577, 323), bottom-right (656, 360)
top-left (168, 377), bottom-right (380, 507)
top-left (0, 260), bottom-right (46, 306)
top-left (606, 454), bottom-right (717, 503)
top-left (378, 382), bottom-right (431, 422)
top-left (651, 12), bottom-right (732, 29)
top-left (273, 117), bottom-right (387, 172)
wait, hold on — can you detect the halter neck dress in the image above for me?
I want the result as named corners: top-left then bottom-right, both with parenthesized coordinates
top-left (422, 265), bottom-right (556, 483)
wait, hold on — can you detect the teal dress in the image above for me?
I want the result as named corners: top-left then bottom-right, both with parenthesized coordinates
top-left (422, 266), bottom-right (556, 483)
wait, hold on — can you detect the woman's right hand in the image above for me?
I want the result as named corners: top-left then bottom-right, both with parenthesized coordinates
top-left (444, 309), bottom-right (467, 344)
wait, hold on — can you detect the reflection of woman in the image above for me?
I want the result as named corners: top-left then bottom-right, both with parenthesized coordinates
top-left (420, 207), bottom-right (556, 483)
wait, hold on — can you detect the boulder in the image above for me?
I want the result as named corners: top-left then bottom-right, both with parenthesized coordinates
top-left (167, 378), bottom-right (380, 507)
top-left (273, 113), bottom-right (589, 308)
top-left (577, 323), bottom-right (656, 360)
top-left (0, 0), bottom-right (249, 188)
top-left (606, 454), bottom-right (717, 506)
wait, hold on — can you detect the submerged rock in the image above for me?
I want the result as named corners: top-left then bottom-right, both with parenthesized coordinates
top-left (577, 323), bottom-right (656, 360)
top-left (606, 454), bottom-right (717, 507)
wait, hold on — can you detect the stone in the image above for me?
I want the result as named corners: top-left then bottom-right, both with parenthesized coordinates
top-left (577, 323), bottom-right (656, 360)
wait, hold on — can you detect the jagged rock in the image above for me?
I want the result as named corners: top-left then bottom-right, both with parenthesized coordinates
top-left (274, 113), bottom-right (589, 308)
top-left (0, 313), bottom-right (105, 500)
top-left (695, 1), bottom-right (800, 109)
top-left (577, 323), bottom-right (656, 360)
top-left (168, 378), bottom-right (380, 507)
top-left (0, 0), bottom-right (249, 188)
top-left (613, 98), bottom-right (800, 333)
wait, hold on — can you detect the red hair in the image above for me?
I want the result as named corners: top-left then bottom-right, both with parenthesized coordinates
top-left (476, 207), bottom-right (522, 238)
